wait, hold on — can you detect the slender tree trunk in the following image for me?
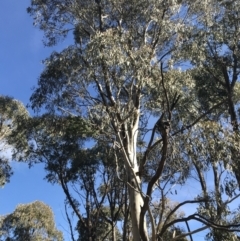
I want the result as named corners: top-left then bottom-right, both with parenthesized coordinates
top-left (127, 145), bottom-right (148, 240)
top-left (112, 223), bottom-right (116, 241)
top-left (128, 171), bottom-right (143, 241)
top-left (120, 125), bottom-right (147, 239)
top-left (227, 92), bottom-right (240, 186)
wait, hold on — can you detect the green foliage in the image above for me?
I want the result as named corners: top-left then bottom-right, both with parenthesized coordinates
top-left (0, 95), bottom-right (29, 186)
top-left (23, 0), bottom-right (240, 240)
top-left (0, 201), bottom-right (63, 241)
top-left (76, 209), bottom-right (122, 241)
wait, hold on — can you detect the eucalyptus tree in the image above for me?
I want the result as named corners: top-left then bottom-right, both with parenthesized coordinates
top-left (0, 201), bottom-right (63, 241)
top-left (177, 0), bottom-right (240, 185)
top-left (180, 120), bottom-right (240, 241)
top-left (25, 0), bottom-right (240, 240)
top-left (0, 95), bottom-right (28, 186)
top-left (15, 114), bottom-right (126, 241)
top-left (175, 5), bottom-right (240, 238)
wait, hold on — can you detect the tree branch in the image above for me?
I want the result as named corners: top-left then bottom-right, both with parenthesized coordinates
top-left (170, 225), bottom-right (208, 241)
top-left (64, 203), bottom-right (76, 241)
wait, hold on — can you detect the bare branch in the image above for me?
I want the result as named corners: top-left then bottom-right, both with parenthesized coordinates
top-left (64, 203), bottom-right (76, 241)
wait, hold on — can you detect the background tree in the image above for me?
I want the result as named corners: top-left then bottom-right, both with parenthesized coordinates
top-left (0, 95), bottom-right (28, 186)
top-left (175, 0), bottom-right (240, 182)
top-left (14, 114), bottom-right (127, 241)
top-left (0, 201), bottom-right (63, 241)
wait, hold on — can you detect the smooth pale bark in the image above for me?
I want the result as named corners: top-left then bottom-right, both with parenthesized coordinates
top-left (122, 109), bottom-right (148, 241)
top-left (110, 223), bottom-right (116, 241)
top-left (115, 107), bottom-right (147, 240)
top-left (128, 171), bottom-right (143, 241)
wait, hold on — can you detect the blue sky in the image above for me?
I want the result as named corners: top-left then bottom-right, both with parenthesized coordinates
top-left (0, 1), bottom-right (73, 240)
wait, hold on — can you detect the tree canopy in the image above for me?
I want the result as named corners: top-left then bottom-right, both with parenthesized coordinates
top-left (0, 201), bottom-right (63, 241)
top-left (12, 0), bottom-right (240, 240)
top-left (0, 95), bottom-right (29, 186)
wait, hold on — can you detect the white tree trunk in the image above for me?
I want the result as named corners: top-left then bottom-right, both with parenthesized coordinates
top-left (126, 110), bottom-right (148, 241)
top-left (116, 109), bottom-right (148, 240)
top-left (128, 171), bottom-right (144, 241)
